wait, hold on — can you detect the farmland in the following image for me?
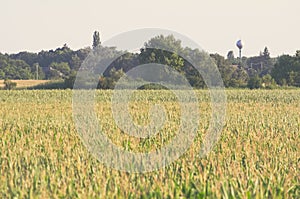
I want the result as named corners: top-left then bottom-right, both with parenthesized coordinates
top-left (0, 89), bottom-right (299, 198)
top-left (0, 80), bottom-right (51, 89)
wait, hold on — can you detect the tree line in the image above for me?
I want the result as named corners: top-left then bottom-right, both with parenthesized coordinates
top-left (0, 31), bottom-right (299, 89)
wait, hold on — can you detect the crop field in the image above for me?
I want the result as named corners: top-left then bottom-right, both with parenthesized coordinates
top-left (0, 89), bottom-right (299, 198)
top-left (0, 80), bottom-right (51, 89)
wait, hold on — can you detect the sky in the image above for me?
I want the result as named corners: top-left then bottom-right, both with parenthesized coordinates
top-left (1, 0), bottom-right (299, 57)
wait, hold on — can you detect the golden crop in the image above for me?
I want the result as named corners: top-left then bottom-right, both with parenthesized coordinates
top-left (0, 90), bottom-right (299, 198)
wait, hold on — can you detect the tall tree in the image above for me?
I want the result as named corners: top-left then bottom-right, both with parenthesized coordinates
top-left (271, 52), bottom-right (300, 86)
top-left (227, 50), bottom-right (234, 61)
top-left (93, 31), bottom-right (101, 49)
top-left (263, 47), bottom-right (270, 58)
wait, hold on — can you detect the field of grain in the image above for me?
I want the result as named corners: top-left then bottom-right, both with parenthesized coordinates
top-left (0, 90), bottom-right (299, 198)
top-left (0, 80), bottom-right (50, 88)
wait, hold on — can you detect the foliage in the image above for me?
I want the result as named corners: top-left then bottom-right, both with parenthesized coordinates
top-left (0, 90), bottom-right (299, 198)
top-left (261, 74), bottom-right (277, 89)
top-left (48, 62), bottom-right (71, 79)
top-left (247, 75), bottom-right (262, 89)
top-left (0, 53), bottom-right (35, 79)
top-left (3, 79), bottom-right (17, 90)
top-left (246, 47), bottom-right (274, 78)
top-left (210, 53), bottom-right (249, 87)
top-left (93, 31), bottom-right (101, 49)
top-left (28, 80), bottom-right (66, 89)
top-left (64, 72), bottom-right (76, 89)
top-left (0, 32), bottom-right (300, 89)
top-left (98, 68), bottom-right (125, 89)
top-left (271, 53), bottom-right (300, 86)
top-left (227, 50), bottom-right (234, 61)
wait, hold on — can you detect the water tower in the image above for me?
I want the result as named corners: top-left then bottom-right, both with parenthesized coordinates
top-left (236, 40), bottom-right (243, 60)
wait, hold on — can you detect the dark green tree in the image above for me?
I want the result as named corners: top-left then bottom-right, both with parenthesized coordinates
top-left (247, 75), bottom-right (262, 89)
top-left (48, 62), bottom-right (71, 79)
top-left (263, 47), bottom-right (270, 58)
top-left (271, 52), bottom-right (300, 86)
top-left (98, 68), bottom-right (125, 89)
top-left (93, 31), bottom-right (101, 49)
top-left (4, 79), bottom-right (17, 90)
top-left (227, 50), bottom-right (235, 63)
top-left (261, 74), bottom-right (276, 89)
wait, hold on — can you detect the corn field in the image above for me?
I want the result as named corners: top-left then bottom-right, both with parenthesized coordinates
top-left (0, 89), bottom-right (299, 198)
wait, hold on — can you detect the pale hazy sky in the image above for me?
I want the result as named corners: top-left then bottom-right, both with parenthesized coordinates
top-left (1, 0), bottom-right (299, 57)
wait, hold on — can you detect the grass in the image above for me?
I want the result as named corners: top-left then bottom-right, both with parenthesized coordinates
top-left (0, 89), bottom-right (299, 198)
top-left (0, 80), bottom-right (51, 89)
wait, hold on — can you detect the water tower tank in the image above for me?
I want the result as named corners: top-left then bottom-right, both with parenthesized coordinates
top-left (236, 40), bottom-right (243, 49)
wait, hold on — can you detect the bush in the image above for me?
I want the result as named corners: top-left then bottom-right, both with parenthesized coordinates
top-left (28, 80), bottom-right (65, 90)
top-left (247, 76), bottom-right (261, 89)
top-left (4, 79), bottom-right (17, 90)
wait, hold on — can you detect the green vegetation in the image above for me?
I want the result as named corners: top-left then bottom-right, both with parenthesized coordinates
top-left (0, 90), bottom-right (299, 198)
top-left (93, 31), bottom-right (101, 49)
top-left (0, 80), bottom-right (51, 89)
top-left (3, 79), bottom-right (17, 90)
top-left (272, 52), bottom-right (300, 86)
top-left (0, 32), bottom-right (299, 89)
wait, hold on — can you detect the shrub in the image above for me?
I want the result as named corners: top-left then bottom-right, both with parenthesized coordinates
top-left (4, 79), bottom-right (17, 90)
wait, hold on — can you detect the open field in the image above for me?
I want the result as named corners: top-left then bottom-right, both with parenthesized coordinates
top-left (0, 90), bottom-right (299, 198)
top-left (0, 80), bottom-right (51, 88)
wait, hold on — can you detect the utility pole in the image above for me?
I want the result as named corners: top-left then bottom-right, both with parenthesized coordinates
top-left (35, 63), bottom-right (39, 80)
